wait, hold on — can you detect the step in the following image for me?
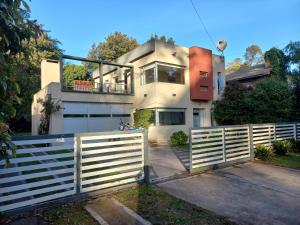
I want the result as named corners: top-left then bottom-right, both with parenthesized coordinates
top-left (85, 196), bottom-right (151, 225)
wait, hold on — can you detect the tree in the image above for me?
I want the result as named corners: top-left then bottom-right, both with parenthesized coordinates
top-left (0, 0), bottom-right (42, 164)
top-left (9, 34), bottom-right (62, 131)
top-left (264, 47), bottom-right (287, 80)
top-left (63, 64), bottom-right (90, 87)
top-left (284, 41), bottom-right (300, 121)
top-left (86, 32), bottom-right (138, 62)
top-left (284, 41), bottom-right (300, 71)
top-left (213, 81), bottom-right (250, 125)
top-left (244, 78), bottom-right (292, 123)
top-left (244, 44), bottom-right (264, 66)
top-left (225, 58), bottom-right (243, 73)
top-left (213, 78), bottom-right (293, 125)
top-left (149, 34), bottom-right (175, 46)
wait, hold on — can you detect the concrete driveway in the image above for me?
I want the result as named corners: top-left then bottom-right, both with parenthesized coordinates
top-left (158, 162), bottom-right (300, 225)
top-left (149, 146), bottom-right (189, 181)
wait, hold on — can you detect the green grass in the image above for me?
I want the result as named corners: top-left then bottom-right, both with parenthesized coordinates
top-left (270, 152), bottom-right (300, 169)
top-left (114, 185), bottom-right (235, 225)
top-left (42, 201), bottom-right (98, 225)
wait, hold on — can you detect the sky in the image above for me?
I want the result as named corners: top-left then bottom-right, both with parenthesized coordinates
top-left (30, 0), bottom-right (300, 64)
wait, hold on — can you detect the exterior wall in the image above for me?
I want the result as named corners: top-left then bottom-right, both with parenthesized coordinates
top-left (189, 47), bottom-right (213, 101)
top-left (33, 41), bottom-right (224, 143)
top-left (32, 82), bottom-right (135, 135)
top-left (41, 59), bottom-right (61, 89)
top-left (129, 41), bottom-right (214, 143)
top-left (212, 54), bottom-right (225, 100)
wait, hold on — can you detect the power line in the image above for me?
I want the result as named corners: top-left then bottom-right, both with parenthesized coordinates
top-left (189, 0), bottom-right (215, 48)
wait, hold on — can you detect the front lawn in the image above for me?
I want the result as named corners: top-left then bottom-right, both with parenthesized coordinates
top-left (270, 152), bottom-right (300, 169)
top-left (114, 185), bottom-right (234, 225)
top-left (41, 201), bottom-right (98, 225)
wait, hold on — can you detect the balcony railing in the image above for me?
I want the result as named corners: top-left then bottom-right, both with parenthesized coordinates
top-left (62, 80), bottom-right (132, 94)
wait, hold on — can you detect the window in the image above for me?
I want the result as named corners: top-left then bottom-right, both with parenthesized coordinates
top-left (157, 64), bottom-right (184, 84)
top-left (217, 72), bottom-right (221, 95)
top-left (157, 109), bottom-right (185, 125)
top-left (142, 67), bottom-right (155, 85)
top-left (200, 71), bottom-right (208, 78)
top-left (141, 63), bottom-right (185, 85)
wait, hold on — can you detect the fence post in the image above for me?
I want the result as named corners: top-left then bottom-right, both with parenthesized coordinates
top-left (274, 123), bottom-right (277, 141)
top-left (75, 134), bottom-right (81, 194)
top-left (294, 122), bottom-right (297, 140)
top-left (189, 128), bottom-right (193, 173)
top-left (249, 124), bottom-right (254, 160)
top-left (222, 127), bottom-right (226, 163)
top-left (143, 129), bottom-right (150, 184)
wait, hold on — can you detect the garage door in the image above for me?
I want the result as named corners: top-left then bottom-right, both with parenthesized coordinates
top-left (62, 102), bottom-right (132, 133)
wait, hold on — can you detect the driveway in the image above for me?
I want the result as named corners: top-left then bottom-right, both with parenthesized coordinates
top-left (149, 146), bottom-right (189, 181)
top-left (158, 162), bottom-right (300, 225)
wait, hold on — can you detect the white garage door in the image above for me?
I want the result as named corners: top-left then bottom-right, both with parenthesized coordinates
top-left (62, 102), bottom-right (132, 133)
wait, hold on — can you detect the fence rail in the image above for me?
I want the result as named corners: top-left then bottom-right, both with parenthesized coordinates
top-left (190, 122), bottom-right (300, 173)
top-left (0, 130), bottom-right (145, 212)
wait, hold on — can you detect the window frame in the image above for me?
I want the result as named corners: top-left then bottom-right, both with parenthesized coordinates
top-left (149, 108), bottom-right (186, 126)
top-left (141, 62), bottom-right (185, 85)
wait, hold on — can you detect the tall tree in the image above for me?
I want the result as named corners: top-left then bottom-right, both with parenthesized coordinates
top-left (86, 32), bottom-right (138, 62)
top-left (63, 64), bottom-right (89, 88)
top-left (284, 41), bottom-right (300, 72)
top-left (244, 44), bottom-right (264, 66)
top-left (0, 0), bottom-right (42, 163)
top-left (9, 34), bottom-right (62, 131)
top-left (264, 47), bottom-right (287, 80)
top-left (225, 58), bottom-right (243, 73)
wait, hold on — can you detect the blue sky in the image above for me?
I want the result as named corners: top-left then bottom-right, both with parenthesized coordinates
top-left (30, 0), bottom-right (300, 64)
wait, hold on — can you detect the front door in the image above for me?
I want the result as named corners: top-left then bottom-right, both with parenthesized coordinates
top-left (193, 108), bottom-right (204, 128)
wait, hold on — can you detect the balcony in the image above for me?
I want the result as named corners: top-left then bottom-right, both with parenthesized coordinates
top-left (61, 55), bottom-right (134, 95)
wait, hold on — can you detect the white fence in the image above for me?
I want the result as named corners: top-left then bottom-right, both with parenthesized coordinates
top-left (0, 130), bottom-right (145, 212)
top-left (190, 125), bottom-right (250, 171)
top-left (190, 122), bottom-right (300, 172)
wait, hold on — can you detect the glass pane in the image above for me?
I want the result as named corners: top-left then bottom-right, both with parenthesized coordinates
top-left (144, 68), bottom-right (155, 84)
top-left (157, 65), bottom-right (184, 84)
top-left (158, 111), bottom-right (185, 125)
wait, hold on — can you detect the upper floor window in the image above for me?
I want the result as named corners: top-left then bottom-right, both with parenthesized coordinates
top-left (141, 62), bottom-right (185, 85)
top-left (157, 64), bottom-right (184, 84)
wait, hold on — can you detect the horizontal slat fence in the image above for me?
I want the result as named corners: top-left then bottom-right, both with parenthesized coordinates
top-left (190, 125), bottom-right (250, 172)
top-left (191, 128), bottom-right (224, 169)
top-left (78, 131), bottom-right (144, 193)
top-left (297, 123), bottom-right (300, 140)
top-left (225, 126), bottom-right (250, 161)
top-left (190, 122), bottom-right (299, 173)
top-left (0, 130), bottom-right (145, 213)
top-left (0, 134), bottom-right (76, 212)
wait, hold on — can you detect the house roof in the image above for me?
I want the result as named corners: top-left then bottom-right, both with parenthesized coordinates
top-left (226, 64), bottom-right (270, 81)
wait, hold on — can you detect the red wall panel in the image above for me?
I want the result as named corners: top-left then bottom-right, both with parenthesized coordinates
top-left (189, 46), bottom-right (213, 101)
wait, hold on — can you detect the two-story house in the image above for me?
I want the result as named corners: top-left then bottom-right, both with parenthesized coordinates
top-left (31, 40), bottom-right (225, 143)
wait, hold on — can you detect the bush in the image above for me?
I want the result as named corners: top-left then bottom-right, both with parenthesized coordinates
top-left (272, 140), bottom-right (292, 155)
top-left (133, 109), bottom-right (155, 129)
top-left (254, 144), bottom-right (273, 160)
top-left (286, 139), bottom-right (300, 153)
top-left (170, 131), bottom-right (188, 146)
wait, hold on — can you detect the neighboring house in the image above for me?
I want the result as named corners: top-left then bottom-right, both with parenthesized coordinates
top-left (32, 40), bottom-right (225, 143)
top-left (226, 63), bottom-right (271, 88)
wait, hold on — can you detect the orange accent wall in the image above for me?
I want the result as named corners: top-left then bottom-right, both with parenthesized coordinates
top-left (189, 46), bottom-right (213, 101)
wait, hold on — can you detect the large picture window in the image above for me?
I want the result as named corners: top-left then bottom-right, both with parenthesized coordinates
top-left (141, 63), bottom-right (185, 85)
top-left (157, 109), bottom-right (185, 125)
top-left (157, 64), bottom-right (184, 84)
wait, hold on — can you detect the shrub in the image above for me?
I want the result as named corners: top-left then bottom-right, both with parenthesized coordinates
top-left (133, 109), bottom-right (155, 129)
top-left (170, 131), bottom-right (188, 146)
top-left (286, 139), bottom-right (300, 153)
top-left (254, 144), bottom-right (273, 160)
top-left (272, 140), bottom-right (292, 155)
